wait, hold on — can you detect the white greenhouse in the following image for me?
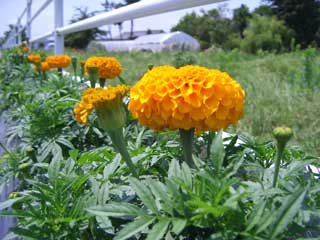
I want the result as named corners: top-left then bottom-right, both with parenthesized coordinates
top-left (88, 31), bottom-right (200, 52)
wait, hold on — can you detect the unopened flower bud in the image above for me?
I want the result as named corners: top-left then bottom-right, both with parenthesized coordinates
top-left (273, 127), bottom-right (293, 147)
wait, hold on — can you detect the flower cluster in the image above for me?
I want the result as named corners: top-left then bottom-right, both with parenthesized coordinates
top-left (128, 65), bottom-right (245, 134)
top-left (84, 57), bottom-right (122, 79)
top-left (27, 54), bottom-right (41, 63)
top-left (46, 55), bottom-right (71, 69)
top-left (74, 85), bottom-right (130, 126)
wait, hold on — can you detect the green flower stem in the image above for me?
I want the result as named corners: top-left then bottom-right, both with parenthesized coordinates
top-left (273, 142), bottom-right (285, 188)
top-left (89, 74), bottom-right (96, 88)
top-left (99, 78), bottom-right (106, 88)
top-left (117, 75), bottom-right (128, 85)
top-left (58, 68), bottom-right (63, 78)
top-left (179, 128), bottom-right (195, 168)
top-left (272, 127), bottom-right (293, 188)
top-left (41, 71), bottom-right (47, 86)
top-left (108, 128), bottom-right (138, 178)
top-left (71, 57), bottom-right (77, 80)
top-left (207, 131), bottom-right (215, 158)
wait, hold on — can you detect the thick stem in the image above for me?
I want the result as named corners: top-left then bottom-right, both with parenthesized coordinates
top-left (206, 131), bottom-right (215, 158)
top-left (117, 75), bottom-right (127, 85)
top-left (179, 128), bottom-right (195, 168)
top-left (89, 74), bottom-right (96, 88)
top-left (273, 142), bottom-right (284, 188)
top-left (108, 128), bottom-right (138, 178)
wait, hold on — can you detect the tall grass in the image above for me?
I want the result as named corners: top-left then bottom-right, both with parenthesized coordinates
top-left (67, 48), bottom-right (320, 156)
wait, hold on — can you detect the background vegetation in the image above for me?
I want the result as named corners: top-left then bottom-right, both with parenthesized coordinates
top-left (172, 0), bottom-right (320, 52)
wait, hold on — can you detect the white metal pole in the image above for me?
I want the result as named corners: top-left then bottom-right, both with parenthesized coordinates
top-left (17, 19), bottom-right (22, 44)
top-left (57, 0), bottom-right (225, 35)
top-left (27, 0), bottom-right (32, 41)
top-left (54, 0), bottom-right (64, 55)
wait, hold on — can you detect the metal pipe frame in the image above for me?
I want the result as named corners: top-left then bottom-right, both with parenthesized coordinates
top-left (12, 0), bottom-right (226, 51)
top-left (57, 0), bottom-right (225, 35)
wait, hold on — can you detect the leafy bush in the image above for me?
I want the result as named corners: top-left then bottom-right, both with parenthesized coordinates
top-left (241, 16), bottom-right (294, 53)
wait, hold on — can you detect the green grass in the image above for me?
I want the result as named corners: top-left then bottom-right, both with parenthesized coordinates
top-left (67, 48), bottom-right (320, 156)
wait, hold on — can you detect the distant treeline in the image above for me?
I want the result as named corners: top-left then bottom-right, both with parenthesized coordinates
top-left (171, 0), bottom-right (320, 53)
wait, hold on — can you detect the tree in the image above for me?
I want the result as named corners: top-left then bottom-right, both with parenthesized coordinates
top-left (241, 16), bottom-right (294, 53)
top-left (0, 24), bottom-right (27, 47)
top-left (65, 7), bottom-right (105, 49)
top-left (267, 0), bottom-right (320, 47)
top-left (233, 4), bottom-right (252, 38)
top-left (171, 9), bottom-right (235, 50)
top-left (253, 5), bottom-right (274, 17)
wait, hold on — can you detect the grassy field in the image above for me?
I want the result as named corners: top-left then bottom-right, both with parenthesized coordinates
top-left (67, 48), bottom-right (320, 156)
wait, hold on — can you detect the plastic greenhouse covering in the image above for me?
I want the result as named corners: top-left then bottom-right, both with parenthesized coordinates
top-left (88, 31), bottom-right (200, 52)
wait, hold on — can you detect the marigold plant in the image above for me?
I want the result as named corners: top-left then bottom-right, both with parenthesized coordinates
top-left (129, 65), bottom-right (245, 134)
top-left (84, 57), bottom-right (122, 79)
top-left (74, 85), bottom-right (130, 127)
top-left (74, 85), bottom-right (137, 176)
top-left (46, 55), bottom-right (71, 69)
top-left (27, 54), bottom-right (41, 63)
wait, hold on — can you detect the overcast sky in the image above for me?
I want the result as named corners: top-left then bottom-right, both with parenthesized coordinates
top-left (0, 0), bottom-right (262, 39)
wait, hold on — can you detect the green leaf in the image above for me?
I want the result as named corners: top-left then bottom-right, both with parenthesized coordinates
top-left (0, 210), bottom-right (34, 218)
top-left (69, 149), bottom-right (79, 161)
top-left (146, 179), bottom-right (172, 214)
top-left (181, 162), bottom-right (192, 188)
top-left (2, 232), bottom-right (18, 240)
top-left (129, 177), bottom-right (158, 213)
top-left (56, 137), bottom-right (74, 149)
top-left (210, 131), bottom-right (225, 175)
top-left (103, 154), bottom-right (121, 179)
top-left (87, 202), bottom-right (146, 217)
top-left (135, 127), bottom-right (145, 148)
top-left (114, 216), bottom-right (155, 240)
top-left (246, 200), bottom-right (267, 231)
top-left (48, 151), bottom-right (61, 180)
top-left (146, 219), bottom-right (170, 240)
top-left (171, 219), bottom-right (187, 235)
top-left (10, 227), bottom-right (42, 239)
top-left (0, 197), bottom-right (24, 211)
top-left (269, 186), bottom-right (308, 239)
top-left (168, 158), bottom-right (180, 178)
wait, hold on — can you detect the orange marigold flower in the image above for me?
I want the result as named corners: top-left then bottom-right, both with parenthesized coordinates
top-left (84, 57), bottom-right (122, 79)
top-left (46, 55), bottom-right (71, 69)
top-left (20, 47), bottom-right (30, 53)
top-left (74, 85), bottom-right (130, 128)
top-left (33, 62), bottom-right (50, 72)
top-left (27, 54), bottom-right (41, 63)
top-left (128, 65), bottom-right (245, 134)
top-left (41, 62), bottom-right (50, 71)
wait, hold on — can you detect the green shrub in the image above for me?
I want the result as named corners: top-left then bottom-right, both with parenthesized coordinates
top-left (241, 16), bottom-right (294, 53)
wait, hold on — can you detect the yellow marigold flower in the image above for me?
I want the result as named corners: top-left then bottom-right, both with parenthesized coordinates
top-left (46, 55), bottom-right (71, 69)
top-left (85, 56), bottom-right (122, 79)
top-left (128, 65), bottom-right (245, 134)
top-left (27, 54), bottom-right (41, 63)
top-left (74, 85), bottom-right (130, 129)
